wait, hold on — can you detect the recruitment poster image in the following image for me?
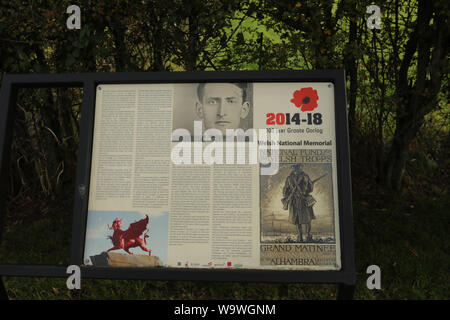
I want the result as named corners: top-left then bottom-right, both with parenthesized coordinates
top-left (83, 82), bottom-right (341, 270)
top-left (260, 153), bottom-right (339, 269)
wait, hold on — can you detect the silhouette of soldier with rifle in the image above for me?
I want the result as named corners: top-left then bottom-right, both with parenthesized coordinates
top-left (282, 164), bottom-right (327, 242)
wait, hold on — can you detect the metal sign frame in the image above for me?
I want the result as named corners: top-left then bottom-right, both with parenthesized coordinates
top-left (0, 71), bottom-right (355, 297)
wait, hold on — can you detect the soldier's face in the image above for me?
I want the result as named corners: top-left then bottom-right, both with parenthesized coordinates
top-left (196, 83), bottom-right (250, 135)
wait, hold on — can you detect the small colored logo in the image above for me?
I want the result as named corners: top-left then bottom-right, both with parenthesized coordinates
top-left (227, 261), bottom-right (232, 267)
top-left (290, 87), bottom-right (319, 112)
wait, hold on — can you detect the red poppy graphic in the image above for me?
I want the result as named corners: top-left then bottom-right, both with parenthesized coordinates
top-left (290, 87), bottom-right (319, 112)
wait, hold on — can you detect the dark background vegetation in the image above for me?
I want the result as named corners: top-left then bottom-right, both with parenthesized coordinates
top-left (0, 0), bottom-right (448, 299)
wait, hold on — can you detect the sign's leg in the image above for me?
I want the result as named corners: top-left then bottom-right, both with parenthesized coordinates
top-left (337, 283), bottom-right (354, 300)
top-left (0, 277), bottom-right (8, 300)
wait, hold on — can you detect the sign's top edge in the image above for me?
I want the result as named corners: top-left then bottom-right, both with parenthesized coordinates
top-left (4, 69), bottom-right (344, 76)
top-left (2, 70), bottom-right (345, 86)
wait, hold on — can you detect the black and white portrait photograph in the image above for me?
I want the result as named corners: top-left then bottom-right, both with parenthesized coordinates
top-left (172, 82), bottom-right (253, 140)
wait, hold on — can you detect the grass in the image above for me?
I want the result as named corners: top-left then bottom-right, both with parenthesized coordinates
top-left (352, 194), bottom-right (449, 299)
top-left (1, 193), bottom-right (449, 299)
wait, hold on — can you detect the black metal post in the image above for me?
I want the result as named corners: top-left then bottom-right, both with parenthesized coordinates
top-left (0, 277), bottom-right (8, 300)
top-left (337, 283), bottom-right (355, 300)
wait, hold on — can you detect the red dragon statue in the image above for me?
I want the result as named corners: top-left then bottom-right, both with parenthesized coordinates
top-left (105, 215), bottom-right (151, 256)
